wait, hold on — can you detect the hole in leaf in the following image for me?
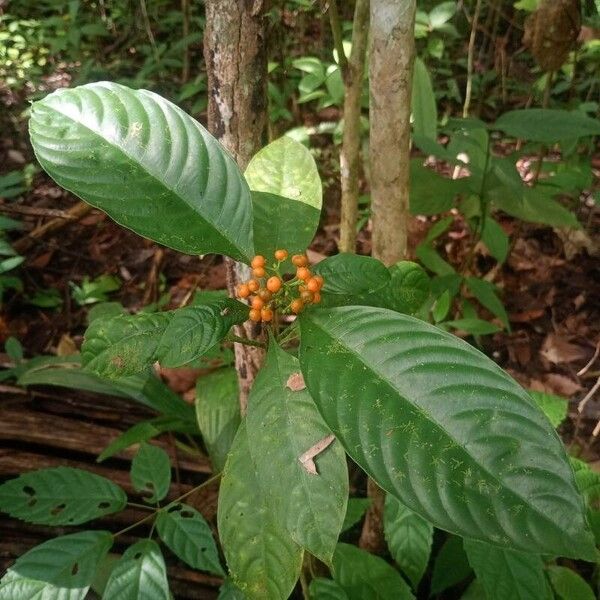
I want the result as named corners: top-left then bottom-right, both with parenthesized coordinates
top-left (145, 482), bottom-right (155, 490)
top-left (180, 510), bottom-right (194, 519)
top-left (27, 498), bottom-right (37, 507)
top-left (167, 505), bottom-right (181, 514)
top-left (23, 485), bottom-right (35, 496)
top-left (133, 552), bottom-right (143, 560)
top-left (51, 503), bottom-right (66, 516)
top-left (201, 547), bottom-right (207, 552)
top-left (98, 501), bottom-right (110, 509)
top-left (71, 563), bottom-right (79, 576)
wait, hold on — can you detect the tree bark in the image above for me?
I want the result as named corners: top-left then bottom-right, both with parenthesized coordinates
top-left (203, 0), bottom-right (269, 415)
top-left (369, 0), bottom-right (416, 265)
top-left (338, 0), bottom-right (370, 254)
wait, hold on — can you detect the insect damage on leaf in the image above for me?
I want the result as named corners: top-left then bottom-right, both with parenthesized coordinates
top-left (298, 434), bottom-right (335, 475)
top-left (286, 372), bottom-right (306, 391)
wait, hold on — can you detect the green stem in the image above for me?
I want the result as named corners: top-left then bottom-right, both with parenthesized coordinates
top-left (323, 0), bottom-right (348, 76)
top-left (225, 334), bottom-right (266, 349)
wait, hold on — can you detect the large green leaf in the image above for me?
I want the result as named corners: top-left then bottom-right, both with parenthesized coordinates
top-left (102, 540), bottom-right (170, 600)
top-left (195, 368), bottom-right (241, 472)
top-left (246, 342), bottom-right (348, 564)
top-left (0, 530), bottom-right (113, 600)
top-left (130, 443), bottom-right (171, 503)
top-left (82, 298), bottom-right (247, 378)
top-left (309, 578), bottom-right (349, 600)
top-left (430, 535), bottom-right (471, 595)
top-left (463, 539), bottom-right (550, 600)
top-left (0, 467), bottom-right (126, 526)
top-left (332, 543), bottom-right (414, 600)
top-left (341, 498), bottom-right (372, 532)
top-left (245, 135), bottom-right (322, 210)
top-left (547, 565), bottom-right (596, 600)
top-left (298, 306), bottom-right (594, 559)
top-left (494, 109), bottom-right (600, 143)
top-left (411, 57), bottom-right (437, 142)
top-left (218, 423), bottom-right (303, 600)
top-left (29, 82), bottom-right (254, 261)
top-left (384, 495), bottom-right (433, 589)
top-left (409, 160), bottom-right (464, 216)
top-left (155, 502), bottom-right (223, 576)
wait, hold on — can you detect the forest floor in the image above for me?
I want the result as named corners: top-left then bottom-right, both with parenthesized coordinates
top-left (1, 82), bottom-right (599, 598)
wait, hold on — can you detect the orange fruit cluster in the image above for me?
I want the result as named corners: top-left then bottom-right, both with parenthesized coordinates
top-left (236, 249), bottom-right (324, 322)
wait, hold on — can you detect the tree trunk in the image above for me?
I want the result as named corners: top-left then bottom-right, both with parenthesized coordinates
top-left (338, 0), bottom-right (370, 254)
top-left (203, 0), bottom-right (269, 415)
top-left (369, 0), bottom-right (416, 265)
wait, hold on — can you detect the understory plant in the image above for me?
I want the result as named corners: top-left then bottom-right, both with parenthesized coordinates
top-left (0, 81), bottom-right (598, 599)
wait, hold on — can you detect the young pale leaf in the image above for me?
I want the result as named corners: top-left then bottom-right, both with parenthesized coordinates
top-left (245, 135), bottom-right (322, 211)
top-left (547, 565), bottom-right (596, 600)
top-left (463, 539), bottom-right (550, 600)
top-left (341, 498), bottom-right (372, 532)
top-left (29, 82), bottom-right (254, 261)
top-left (130, 443), bottom-right (171, 503)
top-left (298, 306), bottom-right (595, 559)
top-left (218, 423), bottom-right (303, 600)
top-left (82, 299), bottom-right (247, 378)
top-left (430, 536), bottom-right (472, 595)
top-left (494, 109), bottom-right (600, 143)
top-left (411, 57), bottom-right (437, 141)
top-left (246, 342), bottom-right (348, 564)
top-left (384, 495), bottom-right (433, 589)
top-left (195, 368), bottom-right (241, 472)
top-left (0, 530), bottom-right (113, 600)
top-left (156, 503), bottom-right (223, 576)
top-left (102, 540), bottom-right (169, 600)
top-left (0, 467), bottom-right (126, 525)
top-left (309, 578), bottom-right (349, 600)
top-left (332, 543), bottom-right (414, 600)
top-left (529, 391), bottom-right (568, 428)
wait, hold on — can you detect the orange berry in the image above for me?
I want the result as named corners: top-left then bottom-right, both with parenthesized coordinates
top-left (296, 267), bottom-right (311, 281)
top-left (237, 284), bottom-right (250, 298)
top-left (251, 255), bottom-right (266, 269)
top-left (292, 254), bottom-right (308, 267)
top-left (247, 279), bottom-right (259, 292)
top-left (313, 275), bottom-right (324, 289)
top-left (266, 276), bottom-right (282, 293)
top-left (251, 296), bottom-right (264, 310)
top-left (301, 290), bottom-right (314, 303)
top-left (253, 267), bottom-right (266, 278)
top-left (306, 277), bottom-right (320, 293)
top-left (249, 308), bottom-right (261, 322)
top-left (291, 299), bottom-right (304, 314)
top-left (258, 289), bottom-right (272, 301)
top-left (312, 292), bottom-right (321, 303)
top-left (274, 249), bottom-right (288, 261)
top-left (261, 308), bottom-right (273, 322)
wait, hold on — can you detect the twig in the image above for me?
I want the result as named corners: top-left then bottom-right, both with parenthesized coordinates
top-left (578, 341), bottom-right (600, 377)
top-left (322, 0), bottom-right (348, 76)
top-left (578, 376), bottom-right (600, 414)
top-left (463, 0), bottom-right (482, 118)
top-left (225, 333), bottom-right (266, 349)
top-left (0, 204), bottom-right (76, 219)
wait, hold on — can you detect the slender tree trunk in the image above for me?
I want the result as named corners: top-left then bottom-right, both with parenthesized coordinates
top-left (369, 0), bottom-right (416, 265)
top-left (338, 0), bottom-right (370, 254)
top-left (203, 0), bottom-right (269, 415)
top-left (360, 0), bottom-right (416, 554)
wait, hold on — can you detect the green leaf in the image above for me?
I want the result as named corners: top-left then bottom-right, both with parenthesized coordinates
top-left (0, 467), bottom-right (126, 525)
top-left (131, 443), bottom-right (171, 503)
top-left (571, 458), bottom-right (600, 508)
top-left (529, 391), bottom-right (568, 428)
top-left (460, 579), bottom-right (486, 600)
top-left (411, 57), bottom-right (437, 142)
top-left (430, 536), bottom-right (472, 595)
top-left (416, 244), bottom-right (455, 276)
top-left (444, 318), bottom-right (502, 335)
top-left (156, 503), bottom-right (223, 576)
top-left (102, 540), bottom-right (169, 600)
top-left (481, 217), bottom-right (509, 263)
top-left (195, 368), bottom-right (240, 472)
top-left (252, 191), bottom-right (321, 260)
top-left (29, 82), bottom-right (254, 261)
top-left (429, 1), bottom-right (457, 27)
top-left (465, 277), bottom-right (509, 329)
top-left (246, 342), bottom-right (348, 564)
top-left (5, 337), bottom-right (23, 362)
top-left (547, 565), bottom-right (596, 600)
top-left (82, 299), bottom-right (247, 378)
top-left (332, 543), bottom-right (414, 600)
top-left (218, 423), bottom-right (303, 599)
top-left (384, 495), bottom-right (433, 589)
top-left (0, 530), bottom-right (113, 600)
top-left (409, 160), bottom-right (466, 216)
top-left (494, 109), bottom-right (600, 143)
top-left (341, 498), bottom-right (372, 533)
top-left (298, 306), bottom-right (595, 559)
top-left (464, 539), bottom-right (549, 600)
top-left (245, 135), bottom-right (322, 210)
top-left (314, 253), bottom-right (390, 296)
top-left (218, 578), bottom-right (247, 599)
top-left (309, 578), bottom-right (349, 600)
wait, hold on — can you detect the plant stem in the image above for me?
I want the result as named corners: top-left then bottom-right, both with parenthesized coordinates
top-left (323, 0), bottom-right (348, 76)
top-left (114, 473), bottom-right (222, 538)
top-left (463, 0), bottom-right (482, 118)
top-left (225, 334), bottom-right (266, 349)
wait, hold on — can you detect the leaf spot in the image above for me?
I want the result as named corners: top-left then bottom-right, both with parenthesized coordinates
top-left (286, 372), bottom-right (306, 391)
top-left (298, 434), bottom-right (335, 475)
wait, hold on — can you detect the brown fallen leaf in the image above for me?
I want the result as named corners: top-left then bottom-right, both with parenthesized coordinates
top-left (540, 333), bottom-right (587, 365)
top-left (286, 372), bottom-right (306, 391)
top-left (298, 434), bottom-right (335, 475)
